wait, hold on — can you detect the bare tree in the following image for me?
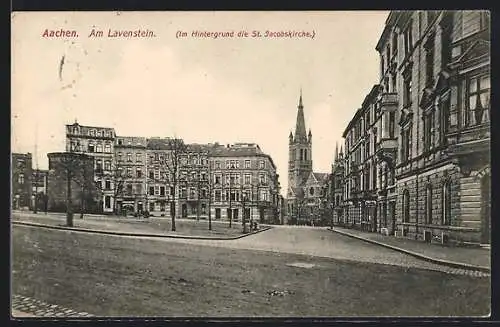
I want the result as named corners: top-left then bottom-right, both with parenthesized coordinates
top-left (160, 138), bottom-right (188, 232)
top-left (50, 151), bottom-right (94, 227)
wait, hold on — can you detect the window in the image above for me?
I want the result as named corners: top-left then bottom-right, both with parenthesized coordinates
top-left (245, 160), bottom-right (251, 169)
top-left (105, 196), bottom-right (111, 209)
top-left (96, 144), bottom-right (103, 153)
top-left (160, 186), bottom-right (165, 196)
top-left (215, 174), bottom-right (221, 185)
top-left (126, 168), bottom-right (132, 177)
top-left (191, 172), bottom-right (197, 181)
top-left (309, 187), bottom-right (315, 196)
top-left (126, 184), bottom-right (133, 195)
top-left (442, 180), bottom-right (451, 225)
top-left (155, 186), bottom-right (160, 195)
top-left (259, 160), bottom-right (265, 169)
top-left (401, 127), bottom-right (412, 163)
top-left (135, 184), bottom-right (142, 195)
top-left (467, 75), bottom-right (490, 126)
top-left (201, 204), bottom-right (206, 214)
top-left (260, 190), bottom-right (268, 201)
top-left (117, 152), bottom-right (122, 161)
top-left (423, 109), bottom-right (436, 152)
top-left (96, 159), bottom-right (103, 173)
top-left (149, 171), bottom-right (154, 180)
top-left (440, 97), bottom-right (450, 144)
top-left (201, 172), bottom-right (207, 181)
top-left (215, 208), bottom-right (221, 219)
top-left (104, 160), bottom-right (111, 171)
top-left (402, 189), bottom-right (410, 223)
top-left (215, 190), bottom-right (221, 202)
top-left (388, 111), bottom-right (396, 138)
top-left (215, 161), bottom-right (220, 169)
top-left (244, 173), bottom-right (251, 185)
top-left (403, 21), bottom-right (413, 56)
top-left (105, 180), bottom-right (111, 190)
top-left (127, 153), bottom-right (132, 162)
top-left (190, 188), bottom-right (196, 199)
top-left (149, 186), bottom-right (154, 196)
top-left (385, 44), bottom-right (391, 70)
top-left (136, 153), bottom-right (142, 162)
top-left (425, 184), bottom-right (433, 224)
top-left (18, 173), bottom-right (24, 184)
top-left (392, 32), bottom-right (398, 55)
top-left (259, 173), bottom-right (267, 185)
top-left (403, 75), bottom-right (412, 107)
top-left (104, 143), bottom-right (111, 153)
top-left (136, 168), bottom-right (142, 178)
top-left (88, 144), bottom-right (95, 152)
top-left (425, 37), bottom-right (435, 87)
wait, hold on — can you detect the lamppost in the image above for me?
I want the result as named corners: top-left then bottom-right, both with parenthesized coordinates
top-left (242, 192), bottom-right (249, 233)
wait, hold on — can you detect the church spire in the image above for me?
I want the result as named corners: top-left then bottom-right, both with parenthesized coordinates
top-left (335, 142), bottom-right (339, 161)
top-left (294, 89), bottom-right (307, 143)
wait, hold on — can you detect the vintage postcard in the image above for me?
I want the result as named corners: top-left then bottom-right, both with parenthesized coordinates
top-left (11, 10), bottom-right (491, 318)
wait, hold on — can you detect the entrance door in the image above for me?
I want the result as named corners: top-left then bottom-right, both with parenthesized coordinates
top-left (481, 175), bottom-right (491, 244)
top-left (182, 204), bottom-right (187, 218)
top-left (233, 209), bottom-right (239, 221)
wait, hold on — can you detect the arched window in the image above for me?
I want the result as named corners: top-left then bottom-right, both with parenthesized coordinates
top-left (442, 180), bottom-right (451, 225)
top-left (425, 184), bottom-right (433, 224)
top-left (402, 189), bottom-right (410, 223)
top-left (104, 143), bottom-right (111, 153)
top-left (304, 149), bottom-right (308, 161)
top-left (96, 144), bottom-right (103, 153)
top-left (300, 149), bottom-right (304, 161)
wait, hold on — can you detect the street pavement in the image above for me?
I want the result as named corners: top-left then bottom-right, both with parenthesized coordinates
top-left (11, 221), bottom-right (490, 317)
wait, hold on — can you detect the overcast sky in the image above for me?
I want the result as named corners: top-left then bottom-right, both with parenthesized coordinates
top-left (12, 11), bottom-right (388, 195)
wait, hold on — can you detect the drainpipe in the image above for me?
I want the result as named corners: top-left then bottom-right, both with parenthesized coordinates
top-left (415, 11), bottom-right (422, 240)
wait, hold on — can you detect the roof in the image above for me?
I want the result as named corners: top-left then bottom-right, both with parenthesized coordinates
top-left (342, 108), bottom-right (363, 138)
top-left (313, 172), bottom-right (329, 182)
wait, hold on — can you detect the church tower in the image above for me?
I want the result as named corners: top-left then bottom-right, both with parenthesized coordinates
top-left (288, 90), bottom-right (313, 192)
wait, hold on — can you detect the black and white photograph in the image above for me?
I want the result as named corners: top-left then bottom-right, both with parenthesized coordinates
top-left (11, 10), bottom-right (491, 318)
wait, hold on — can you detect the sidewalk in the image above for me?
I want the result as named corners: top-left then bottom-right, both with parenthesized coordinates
top-left (11, 309), bottom-right (35, 318)
top-left (330, 226), bottom-right (490, 270)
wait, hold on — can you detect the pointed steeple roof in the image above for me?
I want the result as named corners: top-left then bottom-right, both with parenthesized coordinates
top-left (335, 142), bottom-right (339, 161)
top-left (294, 89), bottom-right (307, 143)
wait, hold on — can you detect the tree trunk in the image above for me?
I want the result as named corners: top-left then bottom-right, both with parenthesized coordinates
top-left (67, 170), bottom-right (73, 227)
top-left (171, 187), bottom-right (176, 231)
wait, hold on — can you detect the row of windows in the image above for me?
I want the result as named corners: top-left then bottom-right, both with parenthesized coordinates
top-left (213, 173), bottom-right (268, 185)
top-left (213, 159), bottom-right (266, 170)
top-left (70, 127), bottom-right (113, 138)
top-left (401, 181), bottom-right (452, 226)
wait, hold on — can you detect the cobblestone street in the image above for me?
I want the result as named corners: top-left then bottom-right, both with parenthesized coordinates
top-left (11, 295), bottom-right (93, 318)
top-left (11, 224), bottom-right (490, 317)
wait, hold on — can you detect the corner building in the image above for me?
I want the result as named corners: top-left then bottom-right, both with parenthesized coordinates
top-left (377, 11), bottom-right (490, 244)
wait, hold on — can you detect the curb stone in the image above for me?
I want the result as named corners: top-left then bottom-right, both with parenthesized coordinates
top-left (12, 220), bottom-right (272, 241)
top-left (329, 228), bottom-right (490, 273)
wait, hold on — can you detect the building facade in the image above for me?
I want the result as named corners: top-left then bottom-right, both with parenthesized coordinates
top-left (209, 143), bottom-right (280, 224)
top-left (330, 145), bottom-right (345, 225)
top-left (65, 121), bottom-right (116, 213)
top-left (114, 136), bottom-right (148, 215)
top-left (32, 169), bottom-right (49, 211)
top-left (57, 122), bottom-right (282, 221)
top-left (339, 10), bottom-right (490, 244)
top-left (11, 153), bottom-right (33, 210)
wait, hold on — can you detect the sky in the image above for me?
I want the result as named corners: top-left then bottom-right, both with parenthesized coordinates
top-left (11, 11), bottom-right (388, 196)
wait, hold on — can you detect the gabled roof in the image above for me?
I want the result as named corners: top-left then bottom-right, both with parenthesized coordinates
top-left (313, 172), bottom-right (329, 182)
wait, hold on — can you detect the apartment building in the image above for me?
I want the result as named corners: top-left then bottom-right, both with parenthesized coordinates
top-left (210, 143), bottom-right (280, 224)
top-left (339, 10), bottom-right (490, 244)
top-left (65, 121), bottom-right (116, 213)
top-left (114, 136), bottom-right (147, 215)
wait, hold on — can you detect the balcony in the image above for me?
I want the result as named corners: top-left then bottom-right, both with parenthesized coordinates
top-left (375, 138), bottom-right (398, 167)
top-left (378, 92), bottom-right (398, 112)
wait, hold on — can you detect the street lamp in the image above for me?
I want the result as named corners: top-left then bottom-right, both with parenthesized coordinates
top-left (242, 192), bottom-right (249, 233)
